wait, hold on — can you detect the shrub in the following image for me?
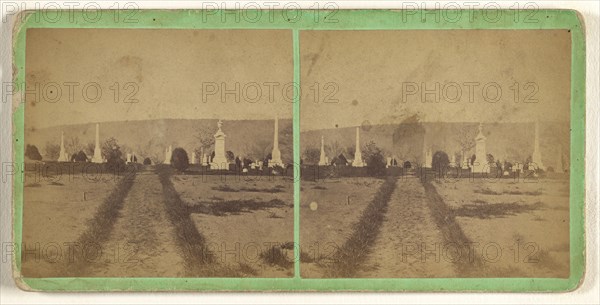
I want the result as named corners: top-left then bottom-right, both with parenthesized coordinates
top-left (171, 147), bottom-right (189, 172)
top-left (225, 151), bottom-right (235, 163)
top-left (73, 150), bottom-right (88, 162)
top-left (143, 157), bottom-right (152, 165)
top-left (25, 144), bottom-right (43, 161)
top-left (366, 151), bottom-right (386, 177)
top-left (432, 151), bottom-right (450, 171)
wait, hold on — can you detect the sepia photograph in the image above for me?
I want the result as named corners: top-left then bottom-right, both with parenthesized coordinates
top-left (21, 28), bottom-right (295, 278)
top-left (299, 30), bottom-right (571, 278)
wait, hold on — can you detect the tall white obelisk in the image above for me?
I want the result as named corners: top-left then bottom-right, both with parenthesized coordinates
top-left (91, 123), bottom-right (103, 163)
top-left (269, 116), bottom-right (284, 167)
top-left (318, 135), bottom-right (327, 166)
top-left (210, 120), bottom-right (228, 170)
top-left (164, 146), bottom-right (172, 164)
top-left (531, 121), bottom-right (545, 170)
top-left (58, 131), bottom-right (68, 162)
top-left (352, 127), bottom-right (364, 167)
top-left (473, 123), bottom-right (489, 173)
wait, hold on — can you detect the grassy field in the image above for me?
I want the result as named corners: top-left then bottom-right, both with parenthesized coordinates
top-left (300, 175), bottom-right (570, 278)
top-left (171, 173), bottom-right (294, 277)
top-left (433, 176), bottom-right (570, 277)
top-left (21, 167), bottom-right (126, 277)
top-left (300, 177), bottom-right (385, 278)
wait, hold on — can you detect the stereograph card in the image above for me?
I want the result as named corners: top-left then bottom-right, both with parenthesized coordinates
top-left (9, 9), bottom-right (585, 292)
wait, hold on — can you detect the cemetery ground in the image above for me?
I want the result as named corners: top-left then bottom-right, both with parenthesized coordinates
top-left (300, 173), bottom-right (569, 278)
top-left (20, 162), bottom-right (294, 278)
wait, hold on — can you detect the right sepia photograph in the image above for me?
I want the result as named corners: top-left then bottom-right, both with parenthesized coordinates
top-left (299, 30), bottom-right (571, 278)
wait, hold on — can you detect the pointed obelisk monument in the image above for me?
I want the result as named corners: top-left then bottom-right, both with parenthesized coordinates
top-left (91, 123), bottom-right (103, 163)
top-left (210, 120), bottom-right (228, 170)
top-left (531, 121), bottom-right (545, 170)
top-left (352, 127), bottom-right (364, 167)
top-left (473, 123), bottom-right (489, 173)
top-left (164, 146), bottom-right (172, 164)
top-left (58, 131), bottom-right (68, 162)
top-left (269, 116), bottom-right (284, 167)
top-left (318, 135), bottom-right (327, 166)
top-left (424, 148), bottom-right (433, 168)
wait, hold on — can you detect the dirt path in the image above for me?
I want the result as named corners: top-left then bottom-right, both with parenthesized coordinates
top-left (357, 177), bottom-right (456, 278)
top-left (86, 170), bottom-right (186, 277)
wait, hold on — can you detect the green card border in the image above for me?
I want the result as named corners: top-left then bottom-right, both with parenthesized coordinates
top-left (11, 9), bottom-right (585, 292)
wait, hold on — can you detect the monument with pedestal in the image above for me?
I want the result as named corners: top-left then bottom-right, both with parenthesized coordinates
top-left (164, 146), bottom-right (172, 164)
top-left (352, 127), bottom-right (364, 167)
top-left (58, 131), bottom-right (68, 162)
top-left (531, 121), bottom-right (545, 170)
top-left (318, 135), bottom-right (327, 166)
top-left (269, 116), bottom-right (284, 167)
top-left (472, 123), bottom-right (490, 173)
top-left (91, 123), bottom-right (103, 163)
top-left (210, 120), bottom-right (229, 170)
top-left (424, 147), bottom-right (432, 168)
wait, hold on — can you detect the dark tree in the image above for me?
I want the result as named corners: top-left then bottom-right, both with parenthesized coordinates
top-left (403, 161), bottom-right (412, 169)
top-left (73, 150), bottom-right (87, 162)
top-left (143, 157), bottom-right (152, 165)
top-left (45, 142), bottom-right (61, 161)
top-left (226, 151), bottom-right (235, 163)
top-left (432, 151), bottom-right (450, 171)
top-left (303, 147), bottom-right (321, 165)
top-left (334, 153), bottom-right (348, 166)
top-left (486, 153), bottom-right (495, 165)
top-left (171, 147), bottom-right (189, 172)
top-left (25, 144), bottom-right (43, 161)
top-left (103, 138), bottom-right (124, 171)
top-left (366, 152), bottom-right (386, 177)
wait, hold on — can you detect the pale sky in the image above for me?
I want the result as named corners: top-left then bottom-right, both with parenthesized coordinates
top-left (300, 30), bottom-right (571, 130)
top-left (25, 29), bottom-right (293, 129)
top-left (25, 29), bottom-right (571, 131)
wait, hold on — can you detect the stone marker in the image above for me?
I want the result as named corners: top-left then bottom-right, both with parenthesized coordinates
top-left (531, 120), bottom-right (545, 170)
top-left (211, 120), bottom-right (228, 170)
top-left (269, 116), bottom-right (284, 167)
top-left (58, 131), bottom-right (68, 162)
top-left (352, 127), bottom-right (365, 167)
top-left (318, 135), bottom-right (327, 166)
top-left (91, 123), bottom-right (103, 163)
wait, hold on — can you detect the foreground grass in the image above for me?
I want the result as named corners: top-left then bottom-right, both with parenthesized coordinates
top-left (188, 198), bottom-right (288, 216)
top-left (422, 180), bottom-right (486, 276)
top-left (157, 167), bottom-right (243, 277)
top-left (326, 177), bottom-right (398, 278)
top-left (68, 171), bottom-right (137, 276)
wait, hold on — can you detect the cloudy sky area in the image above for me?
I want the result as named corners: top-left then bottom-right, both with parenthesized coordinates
top-left (300, 30), bottom-right (571, 130)
top-left (25, 29), bottom-right (570, 131)
top-left (25, 29), bottom-right (293, 130)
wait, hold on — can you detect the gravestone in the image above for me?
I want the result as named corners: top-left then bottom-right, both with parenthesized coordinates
top-left (352, 127), bottom-right (365, 167)
top-left (269, 116), bottom-right (284, 167)
top-left (91, 123), bottom-right (103, 163)
top-left (318, 135), bottom-right (327, 166)
top-left (210, 120), bottom-right (228, 170)
top-left (57, 131), bottom-right (68, 162)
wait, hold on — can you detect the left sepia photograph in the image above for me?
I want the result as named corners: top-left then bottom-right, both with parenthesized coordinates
top-left (21, 28), bottom-right (295, 278)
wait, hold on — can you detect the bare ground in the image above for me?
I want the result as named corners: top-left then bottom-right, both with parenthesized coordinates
top-left (357, 177), bottom-right (456, 278)
top-left (21, 175), bottom-right (120, 277)
top-left (83, 170), bottom-right (186, 277)
top-left (433, 177), bottom-right (570, 277)
top-left (172, 174), bottom-right (295, 277)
